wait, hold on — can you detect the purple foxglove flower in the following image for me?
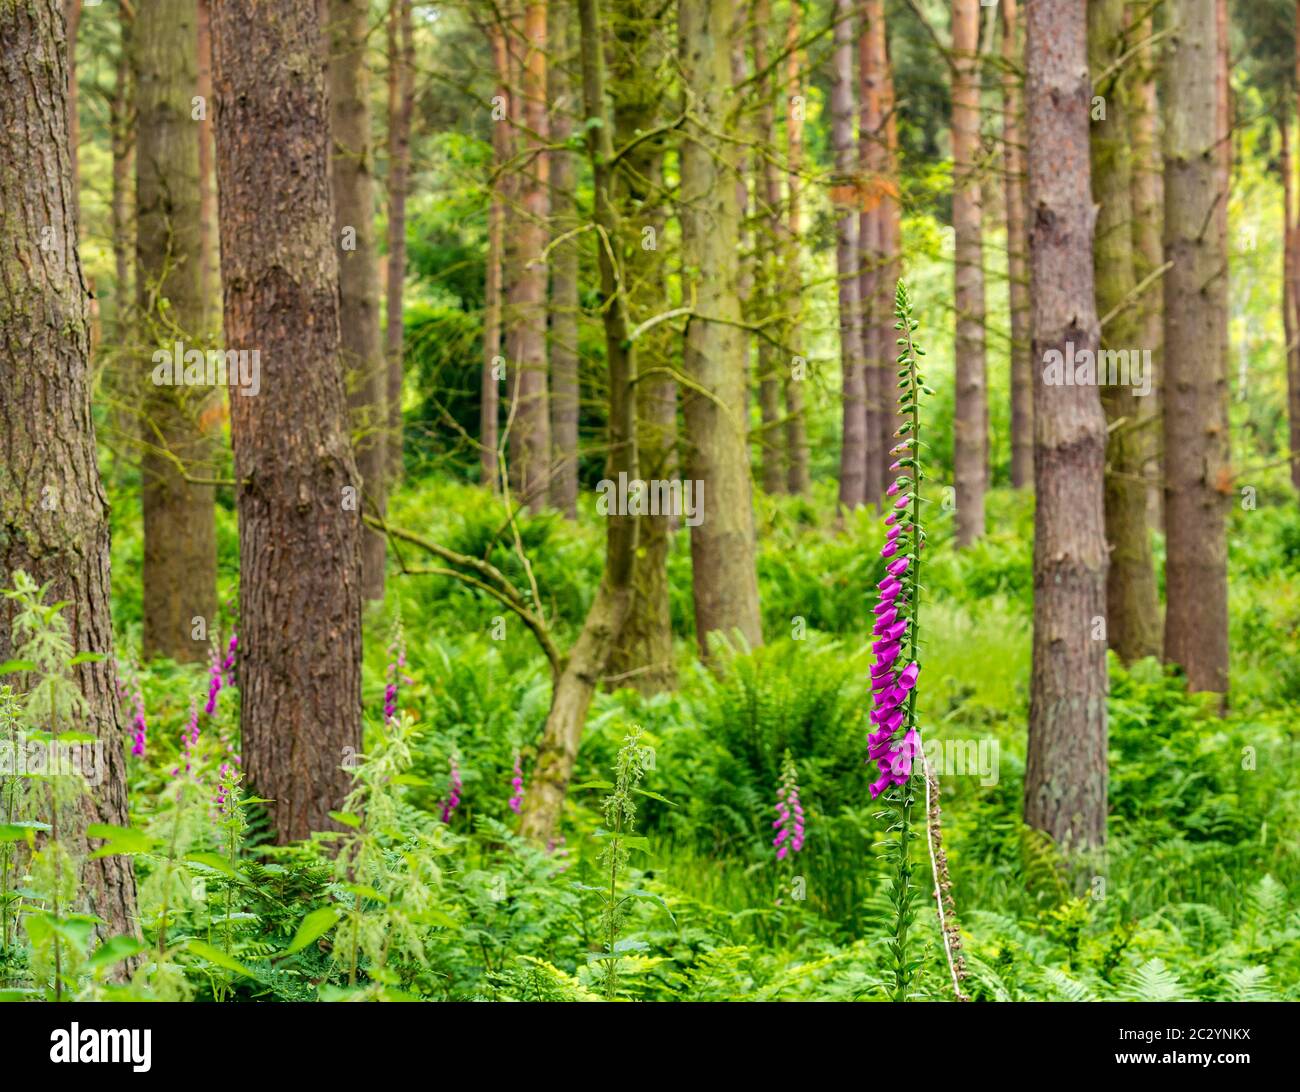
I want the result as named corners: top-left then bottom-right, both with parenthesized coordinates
top-left (897, 662), bottom-right (920, 691)
top-left (887, 557), bottom-right (910, 577)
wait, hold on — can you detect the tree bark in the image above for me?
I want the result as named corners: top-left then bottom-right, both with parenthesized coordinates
top-left (482, 17), bottom-right (508, 490)
top-left (1129, 2), bottom-right (1164, 525)
top-left (1002, 0), bottom-right (1033, 489)
top-left (858, 0), bottom-right (888, 504)
top-left (605, 0), bottom-right (677, 696)
top-left (751, 0), bottom-right (786, 495)
top-left (0, 0), bottom-right (140, 951)
top-left (385, 0), bottom-right (413, 484)
top-left (679, 0), bottom-right (764, 655)
top-left (1023, 0), bottom-right (1110, 852)
top-left (210, 0), bottom-right (363, 842)
top-left (952, 0), bottom-right (986, 548)
top-left (507, 1), bottom-right (552, 511)
top-left (1162, 0), bottom-right (1230, 697)
top-left (783, 4), bottom-right (811, 496)
top-left (834, 0), bottom-right (866, 511)
top-left (548, 0), bottom-right (580, 519)
top-left (64, 0), bottom-right (80, 223)
top-left (197, 0), bottom-right (219, 332)
top-left (328, 0), bottom-right (387, 601)
top-left (135, 0), bottom-right (218, 663)
top-left (1089, 0), bottom-right (1161, 663)
top-left (110, 7), bottom-right (134, 340)
top-left (520, 0), bottom-right (639, 843)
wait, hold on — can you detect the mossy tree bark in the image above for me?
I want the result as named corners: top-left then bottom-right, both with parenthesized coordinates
top-left (385, 0), bottom-right (413, 485)
top-left (1023, 0), bottom-right (1111, 852)
top-left (1002, 0), bottom-right (1033, 490)
top-left (605, 0), bottom-right (677, 696)
top-left (679, 0), bottom-right (763, 655)
top-left (1088, 0), bottom-right (1161, 663)
top-left (135, 0), bottom-right (218, 662)
top-left (952, 0), bottom-right (987, 548)
top-left (547, 0), bottom-right (580, 520)
top-left (834, 0), bottom-right (867, 511)
top-left (328, 0), bottom-right (387, 600)
top-left (210, 0), bottom-right (363, 843)
top-left (0, 0), bottom-right (140, 952)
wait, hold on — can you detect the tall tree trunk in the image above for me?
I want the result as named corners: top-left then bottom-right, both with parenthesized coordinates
top-left (64, 0), bottom-right (80, 222)
top-left (110, 8), bottom-right (134, 340)
top-left (605, 0), bottom-right (677, 696)
top-left (1162, 0), bottom-right (1230, 697)
top-left (783, 5), bottom-right (811, 495)
top-left (197, 0), bottom-right (219, 333)
top-left (876, 15), bottom-right (902, 487)
top-left (858, 0), bottom-right (887, 504)
top-left (1002, 0), bottom-right (1033, 489)
top-left (508, 1), bottom-right (552, 511)
top-left (385, 0), bottom-right (413, 484)
top-left (834, 0), bottom-right (866, 511)
top-left (548, 0), bottom-right (580, 519)
top-left (952, 0), bottom-right (987, 547)
top-left (328, 0), bottom-right (387, 601)
top-left (0, 0), bottom-right (140, 953)
top-left (520, 0), bottom-right (639, 843)
top-left (210, 0), bottom-right (363, 842)
top-left (482, 17), bottom-right (508, 489)
top-left (1023, 0), bottom-right (1110, 852)
top-left (751, 0), bottom-right (785, 495)
top-left (1287, 112), bottom-right (1300, 492)
top-left (135, 0), bottom-right (218, 663)
top-left (1089, 0), bottom-right (1161, 663)
top-left (1291, 1), bottom-right (1300, 492)
top-left (1129, 2), bottom-right (1164, 524)
top-left (679, 0), bottom-right (764, 654)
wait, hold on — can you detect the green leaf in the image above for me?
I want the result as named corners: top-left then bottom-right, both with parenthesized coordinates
top-left (86, 934), bottom-right (147, 973)
top-left (86, 823), bottom-right (160, 857)
top-left (186, 939), bottom-right (258, 978)
top-left (67, 652), bottom-right (107, 666)
top-left (285, 906), bottom-right (342, 955)
top-left (572, 780), bottom-right (614, 791)
top-left (185, 852), bottom-right (237, 877)
top-left (631, 788), bottom-right (677, 807)
top-left (0, 660), bottom-right (37, 675)
top-left (328, 810), bottom-right (362, 828)
top-left (0, 820), bottom-right (51, 842)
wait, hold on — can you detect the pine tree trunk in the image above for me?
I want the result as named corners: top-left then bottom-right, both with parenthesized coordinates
top-left (482, 18), bottom-right (507, 490)
top-left (548, 0), bottom-right (580, 519)
top-left (210, 0), bottom-right (363, 842)
top-left (110, 10), bottom-right (134, 339)
top-left (64, 0), bottom-right (80, 222)
top-left (328, 0), bottom-right (387, 601)
top-left (385, 0), bottom-right (413, 485)
top-left (1162, 0), bottom-right (1230, 697)
top-left (605, 0), bottom-right (677, 696)
top-left (1089, 0), bottom-right (1161, 663)
top-left (1023, 0), bottom-right (1110, 852)
top-left (1286, 112), bottom-right (1300, 493)
top-left (876, 20), bottom-right (902, 488)
top-left (1002, 0), bottom-right (1033, 490)
top-left (509, 1), bottom-right (552, 511)
top-left (679, 0), bottom-right (764, 655)
top-left (859, 0), bottom-right (888, 504)
top-left (0, 0), bottom-right (140, 953)
top-left (783, 6), bottom-right (811, 496)
top-left (834, 0), bottom-right (866, 511)
top-left (751, 0), bottom-right (786, 495)
top-left (197, 0), bottom-right (219, 332)
top-left (135, 0), bottom-right (218, 663)
top-left (1129, 3), bottom-right (1165, 525)
top-left (952, 0), bottom-right (987, 547)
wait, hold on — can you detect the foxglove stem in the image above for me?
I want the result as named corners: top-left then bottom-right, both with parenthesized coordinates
top-left (868, 281), bottom-right (929, 1002)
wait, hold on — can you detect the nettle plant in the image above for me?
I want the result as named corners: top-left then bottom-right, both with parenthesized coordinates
top-left (867, 283), bottom-right (935, 1002)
